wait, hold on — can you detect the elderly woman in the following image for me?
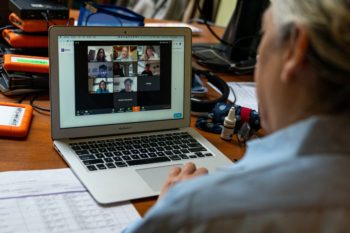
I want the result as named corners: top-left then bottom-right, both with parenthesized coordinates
top-left (123, 0), bottom-right (350, 232)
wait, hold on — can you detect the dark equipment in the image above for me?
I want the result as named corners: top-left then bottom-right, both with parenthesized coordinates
top-left (9, 0), bottom-right (69, 19)
top-left (192, 0), bottom-right (270, 74)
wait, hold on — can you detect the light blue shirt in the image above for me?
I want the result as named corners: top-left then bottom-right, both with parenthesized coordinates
top-left (123, 114), bottom-right (350, 233)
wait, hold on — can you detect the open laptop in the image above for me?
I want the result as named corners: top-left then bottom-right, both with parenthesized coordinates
top-left (49, 26), bottom-right (232, 204)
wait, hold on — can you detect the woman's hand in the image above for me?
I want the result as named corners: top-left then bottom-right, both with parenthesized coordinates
top-left (158, 162), bottom-right (208, 199)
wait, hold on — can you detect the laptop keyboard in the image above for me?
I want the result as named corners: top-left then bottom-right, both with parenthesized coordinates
top-left (69, 132), bottom-right (214, 171)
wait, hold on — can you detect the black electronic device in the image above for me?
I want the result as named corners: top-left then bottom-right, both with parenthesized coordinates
top-left (0, 66), bottom-right (49, 95)
top-left (9, 0), bottom-right (69, 20)
top-left (0, 1), bottom-right (11, 27)
top-left (191, 68), bottom-right (230, 113)
top-left (192, 0), bottom-right (270, 73)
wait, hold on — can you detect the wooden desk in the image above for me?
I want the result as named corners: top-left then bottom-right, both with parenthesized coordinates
top-left (0, 23), bottom-right (252, 216)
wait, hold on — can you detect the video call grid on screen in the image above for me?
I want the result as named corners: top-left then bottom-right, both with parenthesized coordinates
top-left (58, 35), bottom-right (185, 129)
top-left (74, 41), bottom-right (171, 116)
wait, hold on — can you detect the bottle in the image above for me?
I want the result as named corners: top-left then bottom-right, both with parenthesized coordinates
top-left (220, 107), bottom-right (236, 141)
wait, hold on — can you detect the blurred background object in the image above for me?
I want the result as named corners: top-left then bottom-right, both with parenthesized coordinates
top-left (0, 1), bottom-right (11, 27)
top-left (68, 0), bottom-right (236, 24)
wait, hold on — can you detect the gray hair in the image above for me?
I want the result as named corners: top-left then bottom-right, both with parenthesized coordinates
top-left (272, 0), bottom-right (350, 112)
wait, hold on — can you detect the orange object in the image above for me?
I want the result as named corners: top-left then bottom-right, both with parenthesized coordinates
top-left (2, 29), bottom-right (48, 48)
top-left (9, 13), bottom-right (73, 33)
top-left (3, 54), bottom-right (49, 73)
top-left (132, 106), bottom-right (140, 112)
top-left (0, 102), bottom-right (33, 138)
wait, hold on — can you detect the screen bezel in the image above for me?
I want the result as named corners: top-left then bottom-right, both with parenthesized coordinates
top-left (49, 26), bottom-right (192, 140)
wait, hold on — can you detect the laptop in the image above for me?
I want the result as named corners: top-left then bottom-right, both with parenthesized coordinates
top-left (49, 26), bottom-right (232, 204)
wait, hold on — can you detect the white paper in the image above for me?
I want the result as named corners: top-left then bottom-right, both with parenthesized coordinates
top-left (227, 82), bottom-right (258, 111)
top-left (208, 82), bottom-right (258, 111)
top-left (0, 169), bottom-right (141, 233)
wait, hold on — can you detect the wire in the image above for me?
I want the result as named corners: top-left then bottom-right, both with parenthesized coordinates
top-left (41, 11), bottom-right (51, 29)
top-left (229, 86), bottom-right (237, 105)
top-left (0, 25), bottom-right (15, 31)
top-left (29, 94), bottom-right (51, 112)
top-left (17, 94), bottom-right (29, 104)
top-left (194, 0), bottom-right (231, 46)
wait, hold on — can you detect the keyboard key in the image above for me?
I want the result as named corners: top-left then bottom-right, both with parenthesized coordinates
top-left (131, 155), bottom-right (141, 160)
top-left (181, 149), bottom-right (190, 154)
top-left (104, 158), bottom-right (113, 163)
top-left (189, 155), bottom-right (198, 158)
top-left (95, 153), bottom-right (105, 159)
top-left (188, 143), bottom-right (202, 148)
top-left (87, 165), bottom-right (97, 171)
top-left (98, 148), bottom-right (107, 153)
top-left (157, 152), bottom-right (165, 157)
top-left (83, 159), bottom-right (104, 165)
top-left (147, 148), bottom-right (156, 153)
top-left (148, 153), bottom-right (157, 158)
top-left (140, 154), bottom-right (149, 159)
top-left (165, 151), bottom-right (173, 155)
top-left (89, 144), bottom-right (98, 149)
top-left (103, 152), bottom-right (113, 157)
top-left (96, 164), bottom-right (107, 170)
top-left (131, 149), bottom-right (140, 154)
top-left (71, 145), bottom-right (81, 151)
top-left (76, 150), bottom-right (89, 155)
top-left (122, 151), bottom-right (131, 155)
top-left (140, 149), bottom-right (148, 153)
top-left (170, 155), bottom-right (181, 161)
top-left (113, 151), bottom-right (122, 156)
top-left (180, 154), bottom-right (189, 159)
top-left (189, 147), bottom-right (207, 153)
top-left (89, 149), bottom-right (98, 154)
top-left (205, 153), bottom-right (213, 157)
top-left (113, 157), bottom-right (122, 162)
top-left (126, 157), bottom-right (171, 166)
top-left (122, 155), bottom-right (132, 161)
top-left (173, 150), bottom-right (181, 154)
top-left (79, 155), bottom-right (96, 161)
top-left (81, 145), bottom-right (90, 150)
top-left (106, 163), bottom-right (116, 169)
top-left (115, 162), bottom-right (127, 167)
top-left (158, 142), bottom-right (166, 146)
top-left (107, 147), bottom-right (117, 152)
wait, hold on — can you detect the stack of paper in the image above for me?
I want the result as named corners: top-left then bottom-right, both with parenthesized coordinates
top-left (0, 169), bottom-right (141, 233)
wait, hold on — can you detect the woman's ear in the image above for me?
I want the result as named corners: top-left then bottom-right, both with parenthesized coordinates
top-left (280, 26), bottom-right (310, 83)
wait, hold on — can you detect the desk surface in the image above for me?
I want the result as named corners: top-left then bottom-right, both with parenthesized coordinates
top-left (0, 23), bottom-right (253, 216)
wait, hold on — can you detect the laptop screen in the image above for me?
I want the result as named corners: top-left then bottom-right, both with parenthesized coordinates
top-left (57, 35), bottom-right (185, 129)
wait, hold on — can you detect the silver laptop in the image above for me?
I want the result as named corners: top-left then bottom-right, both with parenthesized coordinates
top-left (49, 26), bottom-right (232, 204)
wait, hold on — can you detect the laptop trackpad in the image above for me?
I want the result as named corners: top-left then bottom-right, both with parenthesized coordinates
top-left (136, 164), bottom-right (183, 192)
